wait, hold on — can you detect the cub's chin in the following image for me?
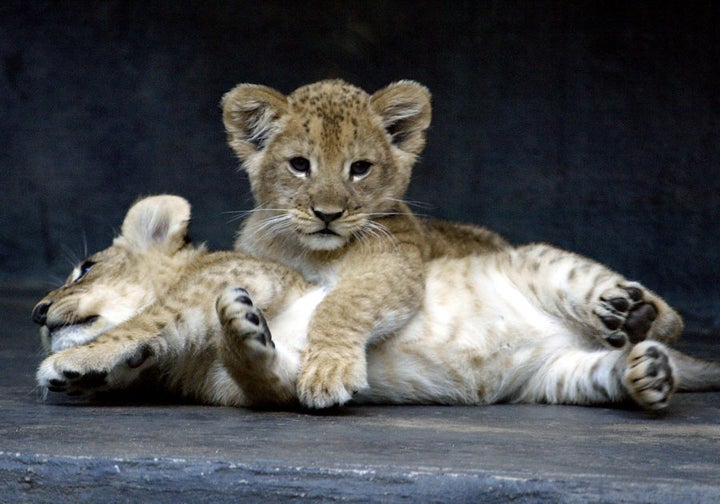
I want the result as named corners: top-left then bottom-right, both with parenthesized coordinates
top-left (298, 232), bottom-right (348, 251)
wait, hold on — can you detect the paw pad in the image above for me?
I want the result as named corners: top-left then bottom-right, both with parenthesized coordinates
top-left (245, 311), bottom-right (261, 326)
top-left (235, 288), bottom-right (253, 306)
top-left (218, 286), bottom-right (275, 350)
top-left (625, 342), bottom-right (675, 410)
top-left (597, 284), bottom-right (658, 348)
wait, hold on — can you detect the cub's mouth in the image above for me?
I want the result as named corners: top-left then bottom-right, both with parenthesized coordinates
top-left (39, 315), bottom-right (103, 354)
top-left (45, 315), bottom-right (101, 336)
top-left (311, 228), bottom-right (339, 236)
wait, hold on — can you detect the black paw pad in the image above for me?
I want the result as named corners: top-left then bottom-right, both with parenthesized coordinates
top-left (232, 287), bottom-right (253, 305)
top-left (608, 297), bottom-right (630, 312)
top-left (63, 370), bottom-right (81, 379)
top-left (625, 303), bottom-right (657, 343)
top-left (236, 295), bottom-right (253, 306)
top-left (256, 331), bottom-right (270, 347)
top-left (624, 286), bottom-right (643, 301)
top-left (605, 333), bottom-right (628, 348)
top-left (645, 362), bottom-right (658, 377)
top-left (76, 371), bottom-right (108, 388)
top-left (245, 312), bottom-right (260, 326)
top-left (600, 315), bottom-right (623, 331)
top-left (644, 346), bottom-right (661, 360)
top-left (48, 379), bottom-right (67, 392)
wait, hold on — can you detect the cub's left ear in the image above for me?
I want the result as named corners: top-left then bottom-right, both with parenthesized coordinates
top-left (221, 83), bottom-right (289, 162)
top-left (370, 80), bottom-right (431, 156)
top-left (119, 195), bottom-right (192, 254)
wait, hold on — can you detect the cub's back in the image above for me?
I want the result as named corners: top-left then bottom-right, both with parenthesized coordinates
top-left (421, 219), bottom-right (510, 258)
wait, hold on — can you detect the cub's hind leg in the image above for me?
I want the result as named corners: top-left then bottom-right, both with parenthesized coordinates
top-left (514, 341), bottom-right (676, 410)
top-left (594, 282), bottom-right (681, 348)
top-left (217, 287), bottom-right (298, 408)
top-left (509, 244), bottom-right (683, 349)
top-left (623, 341), bottom-right (676, 410)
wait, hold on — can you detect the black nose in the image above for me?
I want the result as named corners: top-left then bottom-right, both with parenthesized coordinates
top-left (32, 301), bottom-right (51, 326)
top-left (312, 208), bottom-right (343, 224)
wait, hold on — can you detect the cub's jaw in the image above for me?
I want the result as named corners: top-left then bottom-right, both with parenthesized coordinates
top-left (42, 316), bottom-right (107, 354)
top-left (294, 213), bottom-right (373, 252)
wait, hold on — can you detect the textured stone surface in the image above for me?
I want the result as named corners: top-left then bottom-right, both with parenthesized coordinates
top-left (3, 289), bottom-right (720, 502)
top-left (1, 1), bottom-right (719, 327)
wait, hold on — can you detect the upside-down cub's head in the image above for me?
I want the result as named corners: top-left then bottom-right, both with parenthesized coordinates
top-left (221, 79), bottom-right (431, 251)
top-left (31, 195), bottom-right (197, 354)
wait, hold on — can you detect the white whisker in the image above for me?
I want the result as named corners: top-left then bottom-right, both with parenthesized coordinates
top-left (59, 243), bottom-right (82, 268)
top-left (385, 197), bottom-right (436, 210)
top-left (223, 207), bottom-right (294, 223)
top-left (352, 220), bottom-right (399, 254)
top-left (82, 231), bottom-right (88, 259)
top-left (40, 276), bottom-right (64, 288)
top-left (249, 213), bottom-right (298, 244)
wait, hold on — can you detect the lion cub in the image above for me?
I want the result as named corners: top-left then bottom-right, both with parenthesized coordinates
top-left (222, 79), bottom-right (440, 408)
top-left (34, 196), bottom-right (720, 411)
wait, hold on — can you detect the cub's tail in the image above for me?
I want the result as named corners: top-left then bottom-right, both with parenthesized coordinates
top-left (670, 349), bottom-right (720, 392)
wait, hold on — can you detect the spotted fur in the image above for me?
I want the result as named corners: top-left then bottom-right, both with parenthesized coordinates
top-left (34, 196), bottom-right (720, 411)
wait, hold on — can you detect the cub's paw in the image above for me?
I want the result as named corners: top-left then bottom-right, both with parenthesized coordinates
top-left (624, 341), bottom-right (676, 410)
top-left (594, 283), bottom-right (660, 348)
top-left (36, 340), bottom-right (155, 395)
top-left (296, 349), bottom-right (369, 409)
top-left (216, 287), bottom-right (274, 357)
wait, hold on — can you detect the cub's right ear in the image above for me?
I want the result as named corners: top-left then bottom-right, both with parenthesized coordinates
top-left (221, 84), bottom-right (288, 161)
top-left (119, 195), bottom-right (192, 254)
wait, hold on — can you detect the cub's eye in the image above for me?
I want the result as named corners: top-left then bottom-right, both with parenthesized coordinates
top-left (74, 260), bottom-right (95, 282)
top-left (350, 160), bottom-right (372, 179)
top-left (288, 157), bottom-right (311, 176)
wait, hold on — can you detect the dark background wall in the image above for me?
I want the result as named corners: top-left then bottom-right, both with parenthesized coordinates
top-left (2, 1), bottom-right (718, 328)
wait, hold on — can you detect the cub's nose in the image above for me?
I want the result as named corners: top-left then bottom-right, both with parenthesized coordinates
top-left (32, 301), bottom-right (51, 326)
top-left (312, 208), bottom-right (343, 224)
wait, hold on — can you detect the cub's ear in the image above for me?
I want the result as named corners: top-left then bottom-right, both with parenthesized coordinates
top-left (370, 80), bottom-right (431, 156)
top-left (119, 195), bottom-right (191, 254)
top-left (221, 83), bottom-right (289, 161)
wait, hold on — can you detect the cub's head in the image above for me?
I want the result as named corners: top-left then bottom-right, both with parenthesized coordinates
top-left (32, 195), bottom-right (197, 354)
top-left (222, 79), bottom-right (431, 251)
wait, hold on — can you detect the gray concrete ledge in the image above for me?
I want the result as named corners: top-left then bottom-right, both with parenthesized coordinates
top-left (5, 453), bottom-right (720, 503)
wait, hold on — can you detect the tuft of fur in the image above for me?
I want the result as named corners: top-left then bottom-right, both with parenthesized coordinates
top-left (34, 196), bottom-right (720, 412)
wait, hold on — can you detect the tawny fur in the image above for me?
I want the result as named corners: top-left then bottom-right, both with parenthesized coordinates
top-left (222, 79), bottom-right (509, 407)
top-left (34, 196), bottom-right (720, 411)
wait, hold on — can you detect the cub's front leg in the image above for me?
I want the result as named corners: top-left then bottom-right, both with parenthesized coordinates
top-left (35, 298), bottom-right (214, 397)
top-left (297, 246), bottom-right (424, 409)
top-left (36, 316), bottom-right (167, 395)
top-left (510, 244), bottom-right (683, 349)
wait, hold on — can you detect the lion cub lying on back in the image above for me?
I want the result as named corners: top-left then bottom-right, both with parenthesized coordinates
top-left (34, 196), bottom-right (720, 410)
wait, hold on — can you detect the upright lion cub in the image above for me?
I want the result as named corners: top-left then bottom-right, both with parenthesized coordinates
top-left (222, 80), bottom-right (435, 408)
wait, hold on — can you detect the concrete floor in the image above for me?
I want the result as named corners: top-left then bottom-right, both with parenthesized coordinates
top-left (2, 286), bottom-right (719, 503)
